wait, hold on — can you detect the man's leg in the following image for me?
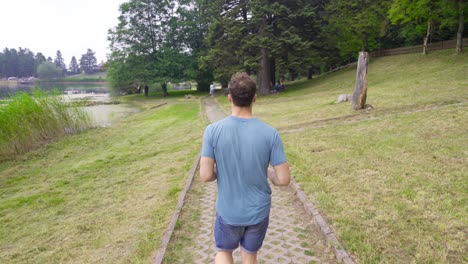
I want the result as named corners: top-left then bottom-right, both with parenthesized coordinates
top-left (215, 251), bottom-right (233, 264)
top-left (241, 250), bottom-right (257, 264)
top-left (239, 215), bottom-right (269, 264)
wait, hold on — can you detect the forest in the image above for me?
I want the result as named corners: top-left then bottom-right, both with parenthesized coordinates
top-left (106, 0), bottom-right (467, 94)
top-left (0, 48), bottom-right (98, 80)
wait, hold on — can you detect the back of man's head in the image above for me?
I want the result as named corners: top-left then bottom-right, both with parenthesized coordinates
top-left (229, 72), bottom-right (256, 107)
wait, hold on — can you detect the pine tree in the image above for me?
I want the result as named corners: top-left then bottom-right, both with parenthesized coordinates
top-left (79, 49), bottom-right (97, 74)
top-left (69, 56), bottom-right (80, 75)
top-left (54, 50), bottom-right (67, 74)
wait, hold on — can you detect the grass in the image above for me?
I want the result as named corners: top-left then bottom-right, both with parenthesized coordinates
top-left (0, 49), bottom-right (466, 263)
top-left (0, 90), bottom-right (91, 160)
top-left (163, 175), bottom-right (205, 263)
top-left (0, 93), bottom-right (204, 263)
top-left (63, 72), bottom-right (107, 82)
top-left (243, 49), bottom-right (467, 263)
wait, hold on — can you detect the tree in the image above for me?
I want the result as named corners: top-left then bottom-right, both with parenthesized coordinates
top-left (35, 52), bottom-right (46, 77)
top-left (79, 49), bottom-right (98, 74)
top-left (108, 0), bottom-right (193, 93)
top-left (389, 0), bottom-right (445, 54)
top-left (455, 0), bottom-right (465, 54)
top-left (324, 0), bottom-right (391, 57)
top-left (203, 0), bottom-right (319, 94)
top-left (69, 56), bottom-right (80, 75)
top-left (54, 50), bottom-right (67, 74)
top-left (17, 48), bottom-right (35, 77)
top-left (37, 61), bottom-right (63, 80)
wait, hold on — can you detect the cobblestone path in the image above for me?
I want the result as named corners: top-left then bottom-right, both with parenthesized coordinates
top-left (192, 97), bottom-right (336, 263)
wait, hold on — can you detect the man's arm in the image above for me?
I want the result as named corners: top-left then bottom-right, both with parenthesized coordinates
top-left (267, 162), bottom-right (291, 186)
top-left (200, 157), bottom-right (217, 182)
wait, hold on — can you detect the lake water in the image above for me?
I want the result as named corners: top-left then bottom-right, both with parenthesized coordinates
top-left (0, 82), bottom-right (109, 98)
top-left (0, 82), bottom-right (139, 127)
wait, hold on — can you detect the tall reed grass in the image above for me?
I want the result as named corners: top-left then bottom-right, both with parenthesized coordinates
top-left (0, 90), bottom-right (91, 160)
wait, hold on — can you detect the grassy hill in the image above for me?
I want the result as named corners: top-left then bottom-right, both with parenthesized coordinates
top-left (218, 49), bottom-right (467, 263)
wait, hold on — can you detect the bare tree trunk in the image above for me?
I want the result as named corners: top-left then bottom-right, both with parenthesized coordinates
top-left (456, 0), bottom-right (464, 54)
top-left (307, 68), bottom-right (313, 79)
top-left (270, 57), bottom-right (276, 87)
top-left (257, 48), bottom-right (271, 95)
top-left (423, 19), bottom-right (432, 55)
top-left (352, 52), bottom-right (369, 110)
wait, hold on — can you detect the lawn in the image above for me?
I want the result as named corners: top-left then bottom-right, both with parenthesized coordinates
top-left (0, 93), bottom-right (204, 263)
top-left (247, 50), bottom-right (467, 263)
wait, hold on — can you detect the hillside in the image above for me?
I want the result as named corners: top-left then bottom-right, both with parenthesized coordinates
top-left (246, 50), bottom-right (467, 263)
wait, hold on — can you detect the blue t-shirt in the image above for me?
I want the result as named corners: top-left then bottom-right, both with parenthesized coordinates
top-left (201, 116), bottom-right (287, 225)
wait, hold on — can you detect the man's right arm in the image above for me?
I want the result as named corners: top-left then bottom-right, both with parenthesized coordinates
top-left (200, 157), bottom-right (217, 182)
top-left (268, 162), bottom-right (291, 186)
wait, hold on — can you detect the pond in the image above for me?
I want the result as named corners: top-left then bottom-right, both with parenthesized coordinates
top-left (0, 82), bottom-right (139, 127)
top-left (0, 82), bottom-right (109, 98)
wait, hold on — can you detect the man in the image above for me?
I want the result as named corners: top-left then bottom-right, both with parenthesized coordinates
top-left (200, 72), bottom-right (291, 264)
top-left (144, 85), bottom-right (149, 97)
top-left (210, 82), bottom-right (215, 96)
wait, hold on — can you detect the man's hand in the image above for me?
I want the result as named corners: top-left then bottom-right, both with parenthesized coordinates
top-left (200, 157), bottom-right (217, 182)
top-left (268, 163), bottom-right (291, 186)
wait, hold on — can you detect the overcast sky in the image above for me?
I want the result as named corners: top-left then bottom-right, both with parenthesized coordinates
top-left (0, 0), bottom-right (125, 63)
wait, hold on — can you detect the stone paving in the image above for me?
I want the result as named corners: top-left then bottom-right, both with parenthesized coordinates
top-left (192, 97), bottom-right (336, 264)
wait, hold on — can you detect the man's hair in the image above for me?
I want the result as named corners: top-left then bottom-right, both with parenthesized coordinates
top-left (228, 72), bottom-right (256, 107)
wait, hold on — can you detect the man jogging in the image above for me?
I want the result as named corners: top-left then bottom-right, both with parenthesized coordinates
top-left (200, 72), bottom-right (291, 264)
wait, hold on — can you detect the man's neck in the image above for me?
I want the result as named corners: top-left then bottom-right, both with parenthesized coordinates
top-left (231, 105), bottom-right (253, 118)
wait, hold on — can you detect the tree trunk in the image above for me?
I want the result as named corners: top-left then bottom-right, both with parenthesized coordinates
top-left (289, 68), bottom-right (297, 81)
top-left (352, 52), bottom-right (369, 110)
top-left (257, 48), bottom-right (271, 95)
top-left (456, 0), bottom-right (464, 54)
top-left (270, 57), bottom-right (276, 87)
top-left (307, 68), bottom-right (313, 79)
top-left (423, 19), bottom-right (431, 55)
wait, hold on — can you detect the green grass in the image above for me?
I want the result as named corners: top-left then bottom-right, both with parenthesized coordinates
top-left (63, 72), bottom-right (107, 82)
top-left (244, 49), bottom-right (467, 263)
top-left (163, 175), bottom-right (205, 263)
top-left (0, 94), bottom-right (204, 263)
top-left (0, 90), bottom-right (91, 160)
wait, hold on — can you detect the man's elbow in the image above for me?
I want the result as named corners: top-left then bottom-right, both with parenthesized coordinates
top-left (200, 170), bottom-right (216, 182)
top-left (200, 172), bottom-right (211, 182)
top-left (276, 176), bottom-right (291, 186)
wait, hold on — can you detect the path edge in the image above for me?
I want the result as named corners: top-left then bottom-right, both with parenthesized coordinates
top-left (290, 179), bottom-right (356, 264)
top-left (151, 152), bottom-right (201, 264)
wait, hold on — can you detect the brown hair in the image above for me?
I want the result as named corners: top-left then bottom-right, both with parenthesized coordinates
top-left (228, 72), bottom-right (256, 107)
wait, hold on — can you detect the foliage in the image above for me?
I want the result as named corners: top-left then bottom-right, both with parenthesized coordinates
top-left (79, 49), bottom-right (98, 74)
top-left (105, 0), bottom-right (466, 90)
top-left (0, 48), bottom-right (36, 78)
top-left (36, 62), bottom-right (64, 80)
top-left (54, 50), bottom-right (67, 74)
top-left (324, 0), bottom-right (392, 57)
top-left (388, 0), bottom-right (466, 45)
top-left (68, 56), bottom-right (80, 75)
top-left (0, 90), bottom-right (91, 160)
top-left (107, 0), bottom-right (192, 93)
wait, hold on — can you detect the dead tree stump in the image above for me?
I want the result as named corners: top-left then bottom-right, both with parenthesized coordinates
top-left (352, 52), bottom-right (369, 110)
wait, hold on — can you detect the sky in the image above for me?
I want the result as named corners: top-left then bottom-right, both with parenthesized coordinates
top-left (0, 0), bottom-right (125, 63)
